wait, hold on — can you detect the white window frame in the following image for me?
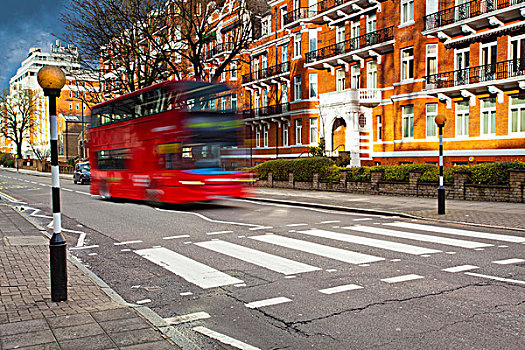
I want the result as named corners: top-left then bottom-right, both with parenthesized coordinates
top-left (281, 6), bottom-right (287, 29)
top-left (294, 33), bottom-right (301, 58)
top-left (426, 0), bottom-right (439, 15)
top-left (231, 93), bottom-right (237, 111)
top-left (510, 94), bottom-right (525, 134)
top-left (283, 125), bottom-right (289, 147)
top-left (255, 128), bottom-right (261, 147)
top-left (295, 119), bottom-right (303, 145)
top-left (309, 29), bottom-right (317, 53)
top-left (377, 115), bottom-right (382, 141)
top-left (230, 61), bottom-right (237, 80)
top-left (401, 0), bottom-right (415, 24)
top-left (263, 125), bottom-right (269, 147)
top-left (336, 68), bottom-right (345, 91)
top-left (367, 60), bottom-right (377, 89)
top-left (351, 65), bottom-right (360, 89)
top-left (425, 103), bottom-right (438, 138)
top-left (401, 47), bottom-right (414, 81)
top-left (309, 117), bottom-right (318, 145)
top-left (455, 101), bottom-right (469, 137)
top-left (402, 105), bottom-right (414, 139)
top-left (262, 16), bottom-right (271, 37)
top-left (309, 73), bottom-right (318, 99)
top-left (426, 44), bottom-right (438, 77)
top-left (293, 75), bottom-right (301, 101)
top-left (481, 97), bottom-right (496, 135)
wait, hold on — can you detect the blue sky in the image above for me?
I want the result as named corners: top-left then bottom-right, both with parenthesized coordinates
top-left (0, 0), bottom-right (68, 89)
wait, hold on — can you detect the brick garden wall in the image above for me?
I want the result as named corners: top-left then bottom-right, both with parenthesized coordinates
top-left (259, 169), bottom-right (525, 203)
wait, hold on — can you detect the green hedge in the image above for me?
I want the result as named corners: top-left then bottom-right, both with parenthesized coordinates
top-left (250, 159), bottom-right (525, 186)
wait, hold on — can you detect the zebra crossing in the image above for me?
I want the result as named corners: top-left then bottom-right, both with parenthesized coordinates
top-left (131, 221), bottom-right (525, 290)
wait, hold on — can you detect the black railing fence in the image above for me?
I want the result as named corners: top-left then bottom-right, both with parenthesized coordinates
top-left (242, 102), bottom-right (290, 118)
top-left (425, 0), bottom-right (525, 30)
top-left (305, 26), bottom-right (394, 63)
top-left (242, 61), bottom-right (291, 84)
top-left (284, 7), bottom-right (316, 25)
top-left (424, 58), bottom-right (525, 89)
top-left (206, 42), bottom-right (235, 59)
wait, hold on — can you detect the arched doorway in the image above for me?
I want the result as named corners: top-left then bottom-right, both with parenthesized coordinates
top-left (332, 118), bottom-right (346, 152)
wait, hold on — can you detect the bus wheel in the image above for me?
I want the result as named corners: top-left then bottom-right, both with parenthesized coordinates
top-left (99, 181), bottom-right (111, 199)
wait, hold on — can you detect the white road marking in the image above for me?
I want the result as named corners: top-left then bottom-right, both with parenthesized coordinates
top-left (76, 233), bottom-right (86, 247)
top-left (180, 292), bottom-right (193, 296)
top-left (193, 326), bottom-right (261, 350)
top-left (325, 269), bottom-right (337, 272)
top-left (353, 218), bottom-right (372, 221)
top-left (165, 312), bottom-right (210, 325)
top-left (135, 247), bottom-right (243, 289)
top-left (344, 225), bottom-right (493, 249)
top-left (156, 207), bottom-right (260, 227)
top-left (492, 258), bottom-right (525, 265)
top-left (235, 283), bottom-right (247, 287)
top-left (465, 272), bottom-right (525, 286)
top-left (445, 252), bottom-right (456, 255)
top-left (195, 240), bottom-right (320, 275)
top-left (121, 249), bottom-right (131, 252)
top-left (249, 226), bottom-right (273, 231)
top-left (498, 245), bottom-right (508, 248)
top-left (298, 229), bottom-right (441, 255)
top-left (245, 297), bottom-right (292, 309)
top-left (75, 191), bottom-right (91, 195)
top-left (163, 235), bottom-right (190, 240)
top-left (286, 223), bottom-right (308, 227)
top-left (136, 299), bottom-right (151, 304)
top-left (442, 265), bottom-right (479, 273)
top-left (62, 188), bottom-right (73, 192)
top-left (206, 230), bottom-right (233, 235)
top-left (114, 240), bottom-right (143, 246)
top-left (319, 220), bottom-right (340, 224)
top-left (386, 222), bottom-right (525, 243)
top-left (319, 284), bottom-right (363, 294)
top-left (381, 274), bottom-right (424, 283)
top-left (251, 234), bottom-right (384, 265)
top-left (69, 245), bottom-right (99, 250)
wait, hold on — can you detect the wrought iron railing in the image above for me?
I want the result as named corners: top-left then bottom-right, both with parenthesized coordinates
top-left (424, 0), bottom-right (525, 31)
top-left (317, 0), bottom-right (349, 13)
top-left (206, 42), bottom-right (235, 59)
top-left (284, 7), bottom-right (316, 25)
top-left (242, 61), bottom-right (291, 84)
top-left (424, 59), bottom-right (525, 89)
top-left (242, 103), bottom-right (290, 118)
top-left (305, 26), bottom-right (394, 63)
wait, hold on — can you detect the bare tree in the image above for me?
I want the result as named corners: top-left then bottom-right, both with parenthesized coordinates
top-left (0, 88), bottom-right (38, 159)
top-left (59, 0), bottom-right (268, 98)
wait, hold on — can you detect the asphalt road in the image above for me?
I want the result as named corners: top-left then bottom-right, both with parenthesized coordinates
top-left (1, 169), bottom-right (524, 349)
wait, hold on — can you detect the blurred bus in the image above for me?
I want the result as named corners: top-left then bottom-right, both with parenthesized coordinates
top-left (88, 80), bottom-right (252, 203)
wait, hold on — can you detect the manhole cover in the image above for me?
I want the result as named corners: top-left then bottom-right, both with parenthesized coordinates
top-left (3, 236), bottom-right (48, 246)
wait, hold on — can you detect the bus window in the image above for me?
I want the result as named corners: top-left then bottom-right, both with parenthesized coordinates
top-left (97, 148), bottom-right (130, 170)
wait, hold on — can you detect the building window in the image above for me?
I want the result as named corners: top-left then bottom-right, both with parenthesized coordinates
top-left (293, 75), bottom-right (301, 101)
top-left (281, 6), bottom-right (287, 29)
top-left (263, 126), bottom-right (269, 147)
top-left (401, 47), bottom-right (414, 81)
top-left (455, 101), bottom-right (469, 137)
top-left (281, 82), bottom-right (288, 107)
top-left (377, 115), bottom-right (382, 141)
top-left (294, 33), bottom-right (301, 58)
top-left (481, 98), bottom-right (496, 135)
top-left (358, 114), bottom-right (366, 129)
top-left (262, 16), bottom-right (271, 36)
top-left (402, 105), bottom-right (414, 138)
top-left (426, 0), bottom-right (438, 15)
top-left (69, 90), bottom-right (72, 98)
top-left (231, 93), bottom-right (237, 111)
top-left (254, 91), bottom-right (259, 116)
top-left (230, 61), bottom-right (237, 79)
top-left (309, 73), bottom-right (318, 98)
top-left (309, 29), bottom-right (317, 53)
top-left (309, 117), bottom-right (318, 145)
top-left (351, 65), bottom-right (360, 89)
top-left (283, 126), bottom-right (289, 147)
top-left (76, 103), bottom-right (79, 110)
top-left (426, 103), bottom-right (438, 138)
top-left (336, 24), bottom-right (345, 51)
top-left (255, 128), bottom-right (261, 147)
top-left (295, 119), bottom-right (302, 144)
top-left (367, 60), bottom-right (377, 89)
top-left (426, 44), bottom-right (438, 77)
top-left (336, 68), bottom-right (345, 91)
top-left (510, 94), bottom-right (525, 133)
top-left (69, 103), bottom-right (72, 110)
top-left (221, 97), bottom-right (227, 111)
top-left (401, 0), bottom-right (414, 24)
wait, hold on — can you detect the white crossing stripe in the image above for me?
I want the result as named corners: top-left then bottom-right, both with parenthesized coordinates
top-left (465, 272), bottom-right (525, 286)
top-left (386, 222), bottom-right (525, 243)
top-left (245, 297), bottom-right (292, 309)
top-left (442, 265), bottom-right (479, 273)
top-left (206, 230), bottom-right (233, 235)
top-left (297, 229), bottom-right (441, 255)
top-left (114, 240), bottom-right (143, 246)
top-left (195, 240), bottom-right (320, 275)
top-left (193, 326), bottom-right (260, 350)
top-left (163, 235), bottom-right (190, 240)
top-left (250, 234), bottom-right (384, 265)
top-left (165, 312), bottom-right (211, 325)
top-left (492, 258), bottom-right (525, 265)
top-left (319, 220), bottom-right (340, 224)
top-left (381, 274), bottom-right (424, 283)
top-left (353, 218), bottom-right (372, 221)
top-left (286, 223), bottom-right (308, 227)
top-left (135, 247), bottom-right (243, 289)
top-left (319, 284), bottom-right (363, 294)
top-left (344, 225), bottom-right (492, 249)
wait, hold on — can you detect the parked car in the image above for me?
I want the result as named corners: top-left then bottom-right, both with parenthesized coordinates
top-left (73, 162), bottom-right (91, 184)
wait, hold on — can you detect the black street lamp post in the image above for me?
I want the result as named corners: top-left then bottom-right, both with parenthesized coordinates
top-left (37, 66), bottom-right (67, 302)
top-left (435, 114), bottom-right (447, 215)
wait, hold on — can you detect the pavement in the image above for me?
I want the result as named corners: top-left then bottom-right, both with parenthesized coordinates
top-left (1, 167), bottom-right (524, 349)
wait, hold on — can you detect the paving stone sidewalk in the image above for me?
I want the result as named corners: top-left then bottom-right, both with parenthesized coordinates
top-left (0, 204), bottom-right (180, 350)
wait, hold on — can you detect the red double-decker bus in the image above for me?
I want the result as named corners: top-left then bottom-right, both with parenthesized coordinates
top-left (88, 80), bottom-right (252, 203)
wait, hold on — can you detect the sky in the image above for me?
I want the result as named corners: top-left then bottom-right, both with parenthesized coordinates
top-left (0, 0), bottom-right (68, 90)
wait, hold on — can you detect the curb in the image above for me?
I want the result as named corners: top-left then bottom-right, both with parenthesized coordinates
top-left (10, 203), bottom-right (200, 350)
top-left (246, 196), bottom-right (525, 233)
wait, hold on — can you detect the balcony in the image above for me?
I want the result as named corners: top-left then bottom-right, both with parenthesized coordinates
top-left (242, 61), bottom-right (291, 87)
top-left (423, 0), bottom-right (525, 37)
top-left (206, 42), bottom-right (235, 60)
top-left (283, 7), bottom-right (316, 27)
top-left (305, 26), bottom-right (394, 68)
top-left (319, 88), bottom-right (382, 107)
top-left (307, 0), bottom-right (382, 25)
top-left (242, 103), bottom-right (291, 120)
top-left (424, 58), bottom-right (525, 95)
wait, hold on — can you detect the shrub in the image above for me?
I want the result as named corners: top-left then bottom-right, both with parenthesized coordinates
top-left (343, 166), bottom-right (372, 182)
top-left (378, 164), bottom-right (435, 182)
top-left (5, 160), bottom-right (15, 168)
top-left (468, 161), bottom-right (525, 185)
top-left (251, 157), bottom-right (339, 182)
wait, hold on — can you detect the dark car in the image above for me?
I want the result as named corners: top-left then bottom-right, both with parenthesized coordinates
top-left (73, 162), bottom-right (91, 184)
